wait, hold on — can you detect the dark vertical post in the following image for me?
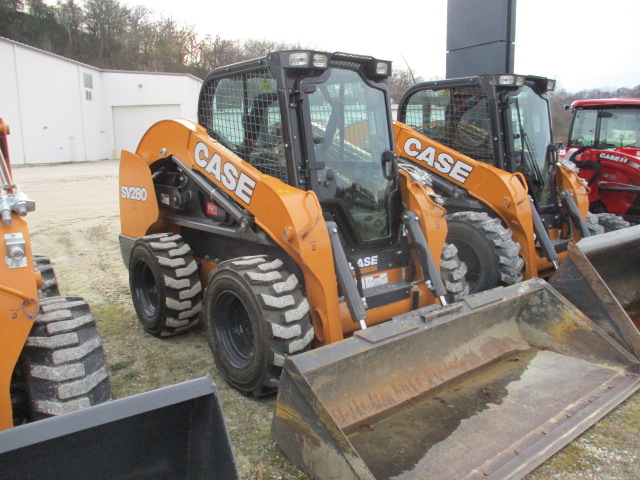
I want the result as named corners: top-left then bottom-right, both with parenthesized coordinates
top-left (446, 0), bottom-right (516, 78)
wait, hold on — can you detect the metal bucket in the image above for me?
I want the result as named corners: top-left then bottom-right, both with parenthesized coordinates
top-left (0, 376), bottom-right (239, 479)
top-left (550, 224), bottom-right (640, 358)
top-left (272, 279), bottom-right (640, 480)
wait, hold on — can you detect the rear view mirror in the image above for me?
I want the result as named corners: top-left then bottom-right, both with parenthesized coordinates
top-left (381, 150), bottom-right (398, 180)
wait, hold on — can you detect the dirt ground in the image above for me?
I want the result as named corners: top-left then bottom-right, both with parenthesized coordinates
top-left (13, 160), bottom-right (639, 479)
top-left (17, 161), bottom-right (128, 306)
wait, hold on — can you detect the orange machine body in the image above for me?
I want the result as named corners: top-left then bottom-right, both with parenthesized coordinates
top-left (120, 119), bottom-right (447, 346)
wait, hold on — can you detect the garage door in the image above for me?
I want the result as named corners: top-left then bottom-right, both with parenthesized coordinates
top-left (112, 104), bottom-right (181, 159)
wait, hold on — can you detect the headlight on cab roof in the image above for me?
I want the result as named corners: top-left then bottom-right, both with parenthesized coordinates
top-left (497, 75), bottom-right (525, 87)
top-left (287, 51), bottom-right (329, 68)
top-left (376, 61), bottom-right (390, 76)
top-left (289, 52), bottom-right (309, 67)
top-left (312, 54), bottom-right (328, 68)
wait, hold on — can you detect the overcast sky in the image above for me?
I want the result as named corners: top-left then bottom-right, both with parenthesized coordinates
top-left (120, 0), bottom-right (639, 92)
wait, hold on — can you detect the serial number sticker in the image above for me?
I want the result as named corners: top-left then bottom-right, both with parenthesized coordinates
top-left (364, 273), bottom-right (388, 289)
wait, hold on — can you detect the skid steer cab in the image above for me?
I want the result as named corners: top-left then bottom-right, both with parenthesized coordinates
top-left (119, 50), bottom-right (468, 397)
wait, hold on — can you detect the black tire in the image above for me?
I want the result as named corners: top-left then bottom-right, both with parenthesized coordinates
top-left (21, 296), bottom-right (112, 421)
top-left (585, 212), bottom-right (606, 235)
top-left (204, 255), bottom-right (313, 397)
top-left (445, 211), bottom-right (524, 294)
top-left (439, 242), bottom-right (469, 302)
top-left (34, 255), bottom-right (60, 298)
top-left (594, 212), bottom-right (631, 232)
top-left (129, 233), bottom-right (202, 336)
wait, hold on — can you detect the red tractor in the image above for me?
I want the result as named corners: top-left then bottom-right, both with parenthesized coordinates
top-left (563, 98), bottom-right (640, 225)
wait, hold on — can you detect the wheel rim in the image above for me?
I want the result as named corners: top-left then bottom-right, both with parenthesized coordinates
top-left (455, 241), bottom-right (481, 288)
top-left (134, 260), bottom-right (159, 318)
top-left (215, 291), bottom-right (255, 368)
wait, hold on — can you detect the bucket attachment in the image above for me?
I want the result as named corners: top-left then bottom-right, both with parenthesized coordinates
top-left (0, 376), bottom-right (239, 479)
top-left (272, 279), bottom-right (640, 480)
top-left (549, 224), bottom-right (640, 358)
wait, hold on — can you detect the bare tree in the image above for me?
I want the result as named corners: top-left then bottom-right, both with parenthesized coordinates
top-left (389, 68), bottom-right (424, 104)
top-left (25, 0), bottom-right (52, 17)
top-left (0, 0), bottom-right (24, 11)
top-left (83, 0), bottom-right (129, 66)
top-left (194, 34), bottom-right (243, 73)
top-left (241, 39), bottom-right (304, 60)
top-left (55, 0), bottom-right (83, 54)
top-left (147, 17), bottom-right (197, 72)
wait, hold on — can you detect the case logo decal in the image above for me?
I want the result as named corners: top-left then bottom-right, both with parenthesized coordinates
top-left (403, 137), bottom-right (474, 184)
top-left (194, 142), bottom-right (256, 205)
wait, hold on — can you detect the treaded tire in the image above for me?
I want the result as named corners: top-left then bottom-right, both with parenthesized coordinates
top-left (594, 212), bottom-right (631, 232)
top-left (204, 255), bottom-right (313, 397)
top-left (129, 233), bottom-right (203, 337)
top-left (439, 242), bottom-right (469, 302)
top-left (34, 255), bottom-right (60, 298)
top-left (585, 212), bottom-right (606, 235)
top-left (21, 296), bottom-right (112, 421)
top-left (445, 211), bottom-right (524, 294)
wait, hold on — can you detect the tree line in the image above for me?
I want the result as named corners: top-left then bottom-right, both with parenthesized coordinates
top-left (1, 0), bottom-right (638, 140)
top-left (0, 0), bottom-right (307, 77)
top-left (0, 0), bottom-right (426, 100)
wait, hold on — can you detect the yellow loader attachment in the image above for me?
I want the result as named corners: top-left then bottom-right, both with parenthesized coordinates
top-left (550, 225), bottom-right (640, 358)
top-left (272, 278), bottom-right (640, 480)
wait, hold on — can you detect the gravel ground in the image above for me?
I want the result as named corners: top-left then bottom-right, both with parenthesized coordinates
top-left (13, 159), bottom-right (639, 479)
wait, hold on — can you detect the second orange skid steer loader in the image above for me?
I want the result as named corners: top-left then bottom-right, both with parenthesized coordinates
top-left (393, 75), bottom-right (640, 358)
top-left (119, 51), bottom-right (640, 479)
top-left (395, 75), bottom-right (632, 294)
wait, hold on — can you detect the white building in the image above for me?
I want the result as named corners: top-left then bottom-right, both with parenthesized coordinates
top-left (0, 37), bottom-right (203, 165)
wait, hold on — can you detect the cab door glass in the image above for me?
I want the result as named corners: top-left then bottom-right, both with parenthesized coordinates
top-left (305, 68), bottom-right (394, 242)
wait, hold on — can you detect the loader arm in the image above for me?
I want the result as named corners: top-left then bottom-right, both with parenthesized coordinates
top-left (394, 121), bottom-right (542, 279)
top-left (556, 160), bottom-right (591, 218)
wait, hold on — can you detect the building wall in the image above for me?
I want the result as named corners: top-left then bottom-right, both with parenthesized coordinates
top-left (0, 37), bottom-right (202, 165)
top-left (103, 71), bottom-right (201, 158)
top-left (1, 40), bottom-right (35, 165)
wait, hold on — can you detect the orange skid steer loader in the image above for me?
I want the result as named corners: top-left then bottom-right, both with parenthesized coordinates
top-left (393, 75), bottom-right (640, 357)
top-left (118, 52), bottom-right (640, 479)
top-left (394, 75), bottom-right (633, 294)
